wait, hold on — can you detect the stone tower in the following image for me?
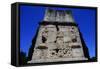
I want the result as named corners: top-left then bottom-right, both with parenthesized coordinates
top-left (28, 8), bottom-right (89, 63)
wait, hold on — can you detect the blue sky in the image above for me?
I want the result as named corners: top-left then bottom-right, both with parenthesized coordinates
top-left (20, 5), bottom-right (96, 58)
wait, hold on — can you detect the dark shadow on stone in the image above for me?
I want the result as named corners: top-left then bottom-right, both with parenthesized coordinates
top-left (78, 28), bottom-right (90, 59)
top-left (55, 25), bottom-right (59, 31)
top-left (54, 49), bottom-right (59, 53)
top-left (27, 26), bottom-right (40, 61)
top-left (42, 36), bottom-right (47, 43)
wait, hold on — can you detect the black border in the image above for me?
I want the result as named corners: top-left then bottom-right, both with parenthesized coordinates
top-left (11, 2), bottom-right (98, 67)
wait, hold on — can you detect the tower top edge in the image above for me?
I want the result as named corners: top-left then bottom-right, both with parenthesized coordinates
top-left (46, 8), bottom-right (72, 13)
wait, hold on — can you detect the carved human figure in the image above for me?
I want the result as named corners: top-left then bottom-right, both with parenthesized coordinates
top-left (41, 28), bottom-right (48, 43)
